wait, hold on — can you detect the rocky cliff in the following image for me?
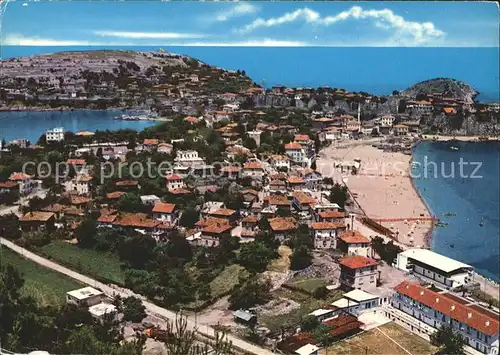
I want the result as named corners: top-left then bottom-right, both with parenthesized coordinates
top-left (401, 78), bottom-right (478, 103)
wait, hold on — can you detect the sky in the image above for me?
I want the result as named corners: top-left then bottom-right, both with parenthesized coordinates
top-left (1, 1), bottom-right (499, 47)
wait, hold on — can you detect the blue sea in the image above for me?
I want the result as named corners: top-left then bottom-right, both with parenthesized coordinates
top-left (1, 45), bottom-right (499, 280)
top-left (413, 141), bottom-right (500, 281)
top-left (1, 46), bottom-right (499, 102)
top-left (0, 110), bottom-right (158, 143)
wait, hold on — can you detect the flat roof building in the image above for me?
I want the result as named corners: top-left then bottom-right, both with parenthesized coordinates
top-left (395, 249), bottom-right (474, 290)
top-left (66, 287), bottom-right (104, 307)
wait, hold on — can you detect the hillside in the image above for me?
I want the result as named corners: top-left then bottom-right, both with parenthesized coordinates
top-left (401, 78), bottom-right (478, 103)
top-left (0, 50), bottom-right (254, 109)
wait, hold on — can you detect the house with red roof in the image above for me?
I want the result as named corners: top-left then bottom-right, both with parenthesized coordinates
top-left (152, 202), bottom-right (177, 224)
top-left (9, 172), bottom-right (38, 195)
top-left (338, 230), bottom-right (372, 258)
top-left (165, 174), bottom-right (184, 191)
top-left (392, 281), bottom-right (499, 354)
top-left (339, 255), bottom-right (379, 292)
top-left (311, 222), bottom-right (346, 249)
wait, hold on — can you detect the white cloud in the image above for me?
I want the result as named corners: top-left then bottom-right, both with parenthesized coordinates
top-left (93, 31), bottom-right (204, 39)
top-left (239, 6), bottom-right (446, 46)
top-left (2, 34), bottom-right (305, 47)
top-left (3, 34), bottom-right (106, 46)
top-left (215, 3), bottom-right (258, 22)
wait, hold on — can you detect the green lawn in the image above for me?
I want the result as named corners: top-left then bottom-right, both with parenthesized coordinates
top-left (210, 264), bottom-right (249, 298)
top-left (1, 248), bottom-right (82, 307)
top-left (285, 276), bottom-right (328, 294)
top-left (260, 289), bottom-right (344, 332)
top-left (39, 241), bottom-right (126, 285)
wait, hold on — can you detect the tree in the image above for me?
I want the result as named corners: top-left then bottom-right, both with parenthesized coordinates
top-left (75, 218), bottom-right (98, 249)
top-left (301, 315), bottom-right (320, 332)
top-left (430, 325), bottom-right (465, 355)
top-left (237, 241), bottom-right (277, 273)
top-left (371, 236), bottom-right (402, 264)
top-left (123, 296), bottom-right (146, 323)
top-left (312, 286), bottom-right (328, 299)
top-left (228, 277), bottom-right (271, 310)
top-left (329, 183), bottom-right (349, 209)
top-left (117, 192), bottom-right (144, 213)
top-left (392, 90), bottom-right (400, 96)
top-left (118, 233), bottom-right (156, 269)
top-left (179, 208), bottom-right (198, 228)
top-left (289, 245), bottom-right (312, 270)
top-left (243, 136), bottom-right (257, 150)
top-left (0, 214), bottom-right (21, 240)
top-left (312, 324), bottom-right (335, 349)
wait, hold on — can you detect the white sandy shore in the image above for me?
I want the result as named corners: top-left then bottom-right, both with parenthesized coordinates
top-left (317, 141), bottom-right (433, 248)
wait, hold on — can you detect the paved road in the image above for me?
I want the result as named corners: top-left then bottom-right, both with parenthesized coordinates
top-left (0, 238), bottom-right (275, 355)
top-left (0, 189), bottom-right (48, 217)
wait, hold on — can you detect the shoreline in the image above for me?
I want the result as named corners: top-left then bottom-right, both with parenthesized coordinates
top-left (317, 139), bottom-right (433, 249)
top-left (421, 134), bottom-right (500, 142)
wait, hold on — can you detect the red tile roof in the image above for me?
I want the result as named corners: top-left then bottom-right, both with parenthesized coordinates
top-left (0, 180), bottom-right (18, 188)
top-left (202, 224), bottom-right (232, 234)
top-left (292, 191), bottom-right (316, 205)
top-left (284, 142), bottom-right (302, 150)
top-left (288, 176), bottom-right (305, 184)
top-left (70, 196), bottom-right (91, 205)
top-left (9, 172), bottom-right (31, 181)
top-left (269, 217), bottom-right (297, 232)
top-left (395, 281), bottom-right (499, 336)
top-left (115, 180), bottom-right (139, 187)
top-left (311, 222), bottom-right (345, 230)
top-left (339, 230), bottom-right (370, 244)
top-left (339, 255), bottom-right (378, 269)
top-left (114, 213), bottom-right (157, 228)
top-left (241, 189), bottom-right (259, 196)
top-left (106, 191), bottom-right (126, 199)
top-left (243, 161), bottom-right (263, 170)
top-left (168, 188), bottom-right (191, 195)
top-left (318, 210), bottom-right (345, 219)
top-left (166, 174), bottom-right (183, 181)
top-left (152, 202), bottom-right (176, 214)
top-left (143, 139), bottom-right (159, 145)
top-left (209, 208), bottom-right (237, 217)
top-left (242, 215), bottom-right (259, 223)
top-left (19, 211), bottom-right (55, 222)
top-left (323, 314), bottom-right (363, 337)
top-left (97, 214), bottom-right (118, 223)
top-left (294, 134), bottom-right (310, 141)
top-left (67, 159), bottom-right (86, 165)
top-left (267, 195), bottom-right (290, 206)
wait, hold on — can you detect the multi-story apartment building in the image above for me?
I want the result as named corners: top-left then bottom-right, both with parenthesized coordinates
top-left (311, 221), bottom-right (346, 249)
top-left (339, 255), bottom-right (379, 292)
top-left (392, 281), bottom-right (499, 355)
top-left (174, 150), bottom-right (205, 168)
top-left (46, 127), bottom-right (65, 142)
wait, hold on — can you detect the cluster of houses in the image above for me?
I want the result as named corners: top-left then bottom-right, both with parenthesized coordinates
top-left (279, 247), bottom-right (499, 355)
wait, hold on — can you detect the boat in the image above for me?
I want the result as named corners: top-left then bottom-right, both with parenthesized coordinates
top-left (450, 244), bottom-right (455, 248)
top-left (443, 212), bottom-right (456, 216)
top-left (435, 222), bottom-right (448, 227)
top-left (450, 146), bottom-right (459, 151)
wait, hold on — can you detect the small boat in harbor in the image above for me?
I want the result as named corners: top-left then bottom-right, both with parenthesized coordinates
top-left (450, 146), bottom-right (459, 151)
top-left (443, 212), bottom-right (456, 216)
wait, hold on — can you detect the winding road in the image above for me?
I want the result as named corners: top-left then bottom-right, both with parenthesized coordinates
top-left (0, 237), bottom-right (275, 355)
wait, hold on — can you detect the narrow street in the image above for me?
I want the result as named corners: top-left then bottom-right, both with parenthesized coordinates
top-left (0, 237), bottom-right (276, 355)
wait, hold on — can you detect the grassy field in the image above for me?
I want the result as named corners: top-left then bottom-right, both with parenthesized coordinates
top-left (210, 264), bottom-right (249, 298)
top-left (1, 248), bottom-right (82, 307)
top-left (267, 245), bottom-right (292, 273)
top-left (39, 241), bottom-right (126, 285)
top-left (285, 276), bottom-right (328, 294)
top-left (320, 322), bottom-right (437, 355)
top-left (260, 289), bottom-right (344, 332)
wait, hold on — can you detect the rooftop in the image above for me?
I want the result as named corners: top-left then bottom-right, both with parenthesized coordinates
top-left (19, 211), bottom-right (55, 222)
top-left (339, 255), bottom-right (378, 269)
top-left (152, 202), bottom-right (176, 214)
top-left (339, 230), bottom-right (370, 244)
top-left (395, 281), bottom-right (499, 336)
top-left (343, 289), bottom-right (379, 302)
top-left (88, 303), bottom-right (117, 317)
top-left (311, 222), bottom-right (345, 230)
top-left (269, 217), bottom-right (297, 232)
top-left (66, 286), bottom-right (103, 300)
top-left (400, 248), bottom-right (473, 273)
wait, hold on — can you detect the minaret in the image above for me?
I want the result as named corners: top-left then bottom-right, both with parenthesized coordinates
top-left (357, 103), bottom-right (361, 123)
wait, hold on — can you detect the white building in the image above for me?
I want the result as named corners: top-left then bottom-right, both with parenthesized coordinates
top-left (166, 174), bottom-right (185, 190)
top-left (152, 202), bottom-right (177, 223)
top-left (394, 249), bottom-right (474, 290)
top-left (392, 281), bottom-right (499, 355)
top-left (285, 142), bottom-right (314, 168)
top-left (310, 222), bottom-right (345, 249)
top-left (69, 175), bottom-right (93, 195)
top-left (268, 155), bottom-right (290, 171)
top-left (247, 130), bottom-right (262, 147)
top-left (9, 172), bottom-right (38, 195)
top-left (174, 150), bottom-right (205, 168)
top-left (88, 303), bottom-right (117, 322)
top-left (46, 127), bottom-right (65, 142)
top-left (66, 287), bottom-right (104, 307)
top-left (339, 255), bottom-right (379, 292)
top-left (330, 289), bottom-right (380, 316)
top-left (378, 115), bottom-right (395, 127)
top-left (294, 344), bottom-right (319, 355)
top-left (140, 195), bottom-right (161, 205)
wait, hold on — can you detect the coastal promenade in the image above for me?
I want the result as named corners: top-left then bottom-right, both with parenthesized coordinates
top-left (0, 237), bottom-right (275, 355)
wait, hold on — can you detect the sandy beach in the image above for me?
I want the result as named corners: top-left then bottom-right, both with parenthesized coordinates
top-left (317, 140), bottom-right (433, 248)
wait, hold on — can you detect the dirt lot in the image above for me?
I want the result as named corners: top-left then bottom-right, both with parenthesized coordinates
top-left (321, 322), bottom-right (437, 355)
